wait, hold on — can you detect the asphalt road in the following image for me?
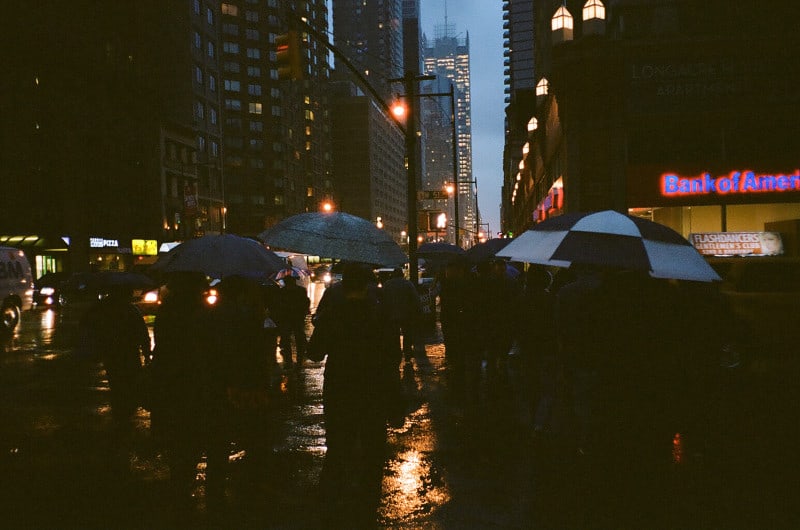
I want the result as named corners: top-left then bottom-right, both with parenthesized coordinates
top-left (2, 308), bottom-right (799, 529)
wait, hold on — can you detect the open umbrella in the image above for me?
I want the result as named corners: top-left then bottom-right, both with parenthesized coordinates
top-left (272, 267), bottom-right (311, 281)
top-left (496, 210), bottom-right (721, 282)
top-left (464, 238), bottom-right (511, 264)
top-left (151, 234), bottom-right (286, 280)
top-left (417, 242), bottom-right (466, 261)
top-left (258, 211), bottom-right (407, 267)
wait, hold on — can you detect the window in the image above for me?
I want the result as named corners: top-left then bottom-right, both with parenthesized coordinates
top-left (248, 84), bottom-right (262, 96)
top-left (225, 136), bottom-right (243, 148)
top-left (206, 7), bottom-right (214, 25)
top-left (223, 23), bottom-right (239, 35)
top-left (246, 48), bottom-right (260, 59)
top-left (304, 109), bottom-right (315, 121)
top-left (194, 32), bottom-right (202, 48)
top-left (245, 29), bottom-right (259, 40)
top-left (209, 107), bottom-right (217, 125)
top-left (249, 102), bottom-right (263, 114)
top-left (249, 121), bottom-right (263, 131)
top-left (195, 101), bottom-right (204, 119)
top-left (210, 141), bottom-right (219, 157)
top-left (272, 106), bottom-right (282, 117)
top-left (247, 66), bottom-right (261, 77)
top-left (250, 158), bottom-right (264, 168)
top-left (193, 0), bottom-right (200, 14)
top-left (197, 135), bottom-right (206, 152)
top-left (223, 42), bottom-right (239, 53)
top-left (207, 41), bottom-right (215, 58)
top-left (270, 88), bottom-right (280, 98)
top-left (226, 117), bottom-right (242, 129)
top-left (221, 3), bottom-right (238, 16)
top-left (274, 194), bottom-right (285, 206)
top-left (245, 10), bottom-right (259, 22)
top-left (248, 139), bottom-right (264, 150)
top-left (223, 61), bottom-right (240, 73)
top-left (224, 98), bottom-right (242, 110)
top-left (208, 75), bottom-right (216, 91)
top-left (224, 79), bottom-right (241, 91)
top-left (195, 65), bottom-right (203, 84)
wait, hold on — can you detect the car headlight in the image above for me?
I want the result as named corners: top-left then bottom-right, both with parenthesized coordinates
top-left (143, 290), bottom-right (159, 303)
top-left (323, 272), bottom-right (331, 283)
top-left (40, 287), bottom-right (55, 296)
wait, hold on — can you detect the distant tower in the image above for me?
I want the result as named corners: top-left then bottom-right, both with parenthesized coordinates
top-left (422, 20), bottom-right (476, 245)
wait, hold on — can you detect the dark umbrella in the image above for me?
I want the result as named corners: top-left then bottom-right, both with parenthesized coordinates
top-left (258, 211), bottom-right (407, 267)
top-left (151, 234), bottom-right (286, 280)
top-left (417, 242), bottom-right (466, 263)
top-left (464, 238), bottom-right (511, 264)
top-left (496, 210), bottom-right (721, 282)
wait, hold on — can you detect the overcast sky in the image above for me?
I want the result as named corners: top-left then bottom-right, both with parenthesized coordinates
top-left (421, 0), bottom-right (506, 237)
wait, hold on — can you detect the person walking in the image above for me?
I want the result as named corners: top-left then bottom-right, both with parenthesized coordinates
top-left (380, 267), bottom-right (422, 364)
top-left (80, 284), bottom-right (151, 469)
top-left (277, 278), bottom-right (311, 368)
top-left (307, 263), bottom-right (402, 528)
top-left (149, 272), bottom-right (224, 515)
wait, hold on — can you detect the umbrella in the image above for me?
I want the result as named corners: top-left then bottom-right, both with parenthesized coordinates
top-left (496, 210), bottom-right (721, 282)
top-left (417, 242), bottom-right (466, 262)
top-left (258, 211), bottom-right (407, 267)
top-left (151, 234), bottom-right (286, 280)
top-left (464, 238), bottom-right (511, 264)
top-left (272, 267), bottom-right (310, 280)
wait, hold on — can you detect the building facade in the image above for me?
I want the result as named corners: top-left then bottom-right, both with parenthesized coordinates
top-left (504, 0), bottom-right (800, 254)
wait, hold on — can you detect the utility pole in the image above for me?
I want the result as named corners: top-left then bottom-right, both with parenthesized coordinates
top-left (390, 71), bottom-right (435, 284)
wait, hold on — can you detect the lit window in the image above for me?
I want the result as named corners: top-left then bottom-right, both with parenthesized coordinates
top-left (221, 3), bottom-right (238, 16)
top-left (583, 0), bottom-right (605, 21)
top-left (536, 78), bottom-right (549, 96)
top-left (522, 142), bottom-right (530, 155)
top-left (527, 117), bottom-right (538, 132)
top-left (249, 102), bottom-right (263, 114)
top-left (551, 6), bottom-right (574, 31)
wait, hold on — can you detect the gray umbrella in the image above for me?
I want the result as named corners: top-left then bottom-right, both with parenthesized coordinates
top-left (258, 211), bottom-right (407, 267)
top-left (151, 234), bottom-right (286, 280)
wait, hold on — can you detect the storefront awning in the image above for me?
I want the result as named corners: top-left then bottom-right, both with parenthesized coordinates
top-left (0, 235), bottom-right (70, 251)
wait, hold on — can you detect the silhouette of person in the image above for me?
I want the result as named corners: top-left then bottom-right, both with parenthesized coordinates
top-left (80, 284), bottom-right (151, 467)
top-left (277, 277), bottom-right (311, 368)
top-left (380, 267), bottom-right (422, 364)
top-left (308, 262), bottom-right (401, 528)
top-left (149, 272), bottom-right (224, 513)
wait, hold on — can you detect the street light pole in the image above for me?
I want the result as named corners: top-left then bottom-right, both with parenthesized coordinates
top-left (390, 71), bottom-right (436, 284)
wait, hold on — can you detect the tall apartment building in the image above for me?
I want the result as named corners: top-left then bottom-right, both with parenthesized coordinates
top-left (218, 0), bottom-right (333, 237)
top-left (501, 0), bottom-right (536, 237)
top-left (330, 0), bottom-right (408, 242)
top-left (422, 23), bottom-right (477, 246)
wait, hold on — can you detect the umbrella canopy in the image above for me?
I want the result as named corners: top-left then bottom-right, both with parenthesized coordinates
top-left (496, 210), bottom-right (721, 282)
top-left (464, 238), bottom-right (511, 264)
top-left (417, 242), bottom-right (466, 263)
top-left (151, 234), bottom-right (286, 280)
top-left (272, 266), bottom-right (310, 280)
top-left (258, 211), bottom-right (407, 267)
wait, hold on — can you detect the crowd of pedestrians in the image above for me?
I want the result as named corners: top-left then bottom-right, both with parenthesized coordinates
top-left (78, 254), bottom-right (724, 528)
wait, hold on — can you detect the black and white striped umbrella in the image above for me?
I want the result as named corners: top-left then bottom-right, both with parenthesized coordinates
top-left (496, 210), bottom-right (721, 282)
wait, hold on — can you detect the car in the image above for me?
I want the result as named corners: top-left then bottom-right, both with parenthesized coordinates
top-left (32, 271), bottom-right (71, 309)
top-left (708, 257), bottom-right (800, 356)
top-left (1, 247), bottom-right (34, 334)
top-left (311, 262), bottom-right (343, 287)
top-left (58, 272), bottom-right (162, 327)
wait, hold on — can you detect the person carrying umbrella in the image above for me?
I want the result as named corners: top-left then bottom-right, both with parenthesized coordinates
top-left (276, 277), bottom-right (311, 369)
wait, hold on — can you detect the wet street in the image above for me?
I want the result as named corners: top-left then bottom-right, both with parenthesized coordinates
top-left (1, 308), bottom-right (799, 529)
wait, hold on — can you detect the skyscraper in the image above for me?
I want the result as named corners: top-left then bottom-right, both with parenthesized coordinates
top-left (422, 22), bottom-right (477, 246)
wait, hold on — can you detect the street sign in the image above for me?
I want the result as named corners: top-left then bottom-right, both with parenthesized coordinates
top-left (417, 190), bottom-right (449, 200)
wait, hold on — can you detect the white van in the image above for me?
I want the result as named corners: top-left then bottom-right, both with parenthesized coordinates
top-left (0, 247), bottom-right (34, 334)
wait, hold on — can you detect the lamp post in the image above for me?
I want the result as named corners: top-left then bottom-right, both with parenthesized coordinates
top-left (389, 71), bottom-right (436, 285)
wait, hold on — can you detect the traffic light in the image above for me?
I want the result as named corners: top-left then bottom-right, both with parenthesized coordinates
top-left (275, 31), bottom-right (303, 81)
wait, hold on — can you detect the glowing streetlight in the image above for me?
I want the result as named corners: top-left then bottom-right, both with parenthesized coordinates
top-left (376, 216), bottom-right (383, 229)
top-left (321, 201), bottom-right (333, 212)
top-left (391, 101), bottom-right (407, 120)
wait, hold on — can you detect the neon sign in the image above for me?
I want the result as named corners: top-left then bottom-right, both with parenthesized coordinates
top-left (661, 169), bottom-right (800, 197)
